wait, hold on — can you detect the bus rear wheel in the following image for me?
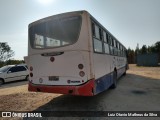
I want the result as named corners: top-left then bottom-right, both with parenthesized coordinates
top-left (123, 65), bottom-right (127, 76)
top-left (123, 70), bottom-right (126, 76)
top-left (110, 71), bottom-right (117, 89)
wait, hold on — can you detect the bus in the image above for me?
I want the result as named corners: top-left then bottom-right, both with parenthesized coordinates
top-left (24, 10), bottom-right (128, 96)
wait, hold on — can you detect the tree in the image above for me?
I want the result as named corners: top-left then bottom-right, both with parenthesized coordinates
top-left (128, 41), bottom-right (160, 65)
top-left (5, 59), bottom-right (24, 65)
top-left (0, 42), bottom-right (14, 62)
top-left (155, 41), bottom-right (160, 53)
top-left (140, 45), bottom-right (148, 54)
top-left (127, 48), bottom-right (135, 64)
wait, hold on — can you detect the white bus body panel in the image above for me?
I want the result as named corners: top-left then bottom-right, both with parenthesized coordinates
top-left (29, 51), bottom-right (90, 85)
top-left (93, 54), bottom-right (111, 79)
top-left (27, 11), bottom-right (93, 86)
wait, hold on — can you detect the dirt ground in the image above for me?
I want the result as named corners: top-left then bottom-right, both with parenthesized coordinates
top-left (127, 64), bottom-right (160, 80)
top-left (0, 64), bottom-right (160, 120)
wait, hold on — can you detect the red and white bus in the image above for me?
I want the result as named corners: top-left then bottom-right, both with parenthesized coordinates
top-left (24, 11), bottom-right (128, 96)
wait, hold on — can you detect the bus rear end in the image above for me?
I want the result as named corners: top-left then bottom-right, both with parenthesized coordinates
top-left (25, 11), bottom-right (94, 96)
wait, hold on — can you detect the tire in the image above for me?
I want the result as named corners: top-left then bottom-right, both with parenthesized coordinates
top-left (110, 71), bottom-right (117, 89)
top-left (123, 70), bottom-right (126, 76)
top-left (0, 79), bottom-right (4, 86)
top-left (123, 65), bottom-right (127, 76)
top-left (25, 75), bottom-right (29, 81)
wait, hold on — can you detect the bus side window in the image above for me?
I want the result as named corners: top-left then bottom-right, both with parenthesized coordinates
top-left (99, 28), bottom-right (103, 40)
top-left (113, 39), bottom-right (116, 55)
top-left (123, 47), bottom-right (125, 56)
top-left (103, 31), bottom-right (110, 54)
top-left (106, 33), bottom-right (109, 44)
top-left (114, 39), bottom-right (116, 48)
top-left (93, 38), bottom-right (103, 53)
top-left (103, 31), bottom-right (107, 42)
top-left (104, 43), bottom-right (110, 54)
top-left (95, 25), bottom-right (100, 39)
top-left (120, 45), bottom-right (123, 56)
top-left (116, 41), bottom-right (118, 48)
top-left (92, 22), bottom-right (95, 36)
top-left (112, 38), bottom-right (114, 47)
top-left (119, 44), bottom-right (121, 56)
top-left (119, 45), bottom-right (121, 56)
top-left (111, 38), bottom-right (114, 55)
top-left (115, 40), bottom-right (118, 55)
top-left (108, 35), bottom-right (112, 55)
top-left (117, 42), bottom-right (120, 56)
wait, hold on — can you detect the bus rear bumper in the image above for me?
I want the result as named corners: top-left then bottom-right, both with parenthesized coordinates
top-left (28, 79), bottom-right (95, 96)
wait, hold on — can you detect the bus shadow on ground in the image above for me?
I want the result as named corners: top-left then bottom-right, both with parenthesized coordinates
top-left (34, 87), bottom-right (113, 111)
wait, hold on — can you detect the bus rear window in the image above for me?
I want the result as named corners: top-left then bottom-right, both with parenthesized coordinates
top-left (29, 15), bottom-right (82, 49)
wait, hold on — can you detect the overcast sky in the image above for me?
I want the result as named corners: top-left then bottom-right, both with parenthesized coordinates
top-left (0, 0), bottom-right (160, 60)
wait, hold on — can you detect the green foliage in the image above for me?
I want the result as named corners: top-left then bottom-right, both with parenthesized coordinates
top-left (141, 45), bottom-right (148, 54)
top-left (155, 41), bottom-right (160, 52)
top-left (127, 41), bottom-right (160, 64)
top-left (0, 42), bottom-right (24, 67)
top-left (140, 41), bottom-right (160, 54)
top-left (127, 47), bottom-right (135, 64)
top-left (0, 42), bottom-right (14, 62)
top-left (0, 59), bottom-right (25, 67)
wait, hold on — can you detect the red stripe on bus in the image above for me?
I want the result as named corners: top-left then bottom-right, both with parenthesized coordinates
top-left (28, 79), bottom-right (95, 96)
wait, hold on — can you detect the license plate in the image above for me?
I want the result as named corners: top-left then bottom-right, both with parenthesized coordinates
top-left (49, 76), bottom-right (59, 81)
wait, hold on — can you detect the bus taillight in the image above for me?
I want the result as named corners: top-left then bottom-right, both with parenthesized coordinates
top-left (30, 73), bottom-right (33, 77)
top-left (79, 71), bottom-right (85, 77)
top-left (50, 57), bottom-right (55, 62)
top-left (78, 64), bottom-right (84, 69)
top-left (30, 66), bottom-right (33, 71)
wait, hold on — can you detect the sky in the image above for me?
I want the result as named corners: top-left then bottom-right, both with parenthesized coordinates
top-left (0, 0), bottom-right (160, 60)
